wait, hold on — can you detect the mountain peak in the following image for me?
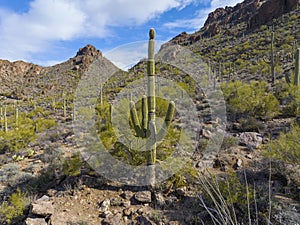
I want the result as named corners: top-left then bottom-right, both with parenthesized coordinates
top-left (76, 44), bottom-right (102, 58)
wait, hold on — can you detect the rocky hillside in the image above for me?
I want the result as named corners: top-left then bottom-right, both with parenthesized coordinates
top-left (0, 0), bottom-right (300, 224)
top-left (0, 45), bottom-right (109, 101)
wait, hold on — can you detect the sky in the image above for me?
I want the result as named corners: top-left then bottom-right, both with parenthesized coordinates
top-left (0, 0), bottom-right (243, 67)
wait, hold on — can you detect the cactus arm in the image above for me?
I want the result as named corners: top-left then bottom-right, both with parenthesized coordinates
top-left (147, 120), bottom-right (157, 164)
top-left (156, 101), bottom-right (175, 142)
top-left (129, 101), bottom-right (143, 137)
top-left (164, 101), bottom-right (175, 128)
top-left (294, 48), bottom-right (300, 86)
top-left (141, 95), bottom-right (148, 137)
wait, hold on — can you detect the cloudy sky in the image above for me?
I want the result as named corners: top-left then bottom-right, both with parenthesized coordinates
top-left (0, 0), bottom-right (243, 67)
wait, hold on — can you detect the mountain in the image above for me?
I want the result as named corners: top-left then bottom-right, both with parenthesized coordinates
top-left (0, 44), bottom-right (116, 101)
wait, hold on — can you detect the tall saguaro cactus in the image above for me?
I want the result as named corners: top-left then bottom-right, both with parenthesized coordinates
top-left (4, 106), bottom-right (7, 132)
top-left (294, 48), bottom-right (300, 86)
top-left (129, 28), bottom-right (175, 168)
top-left (271, 32), bottom-right (275, 83)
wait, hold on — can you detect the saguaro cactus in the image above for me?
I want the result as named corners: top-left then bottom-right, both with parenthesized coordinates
top-left (263, 32), bottom-right (276, 83)
top-left (129, 28), bottom-right (175, 167)
top-left (294, 48), bottom-right (300, 86)
top-left (4, 106), bottom-right (7, 132)
top-left (271, 32), bottom-right (275, 83)
top-left (15, 107), bottom-right (19, 130)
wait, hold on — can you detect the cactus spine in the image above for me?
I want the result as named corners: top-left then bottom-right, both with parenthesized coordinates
top-left (130, 28), bottom-right (175, 168)
top-left (294, 48), bottom-right (300, 86)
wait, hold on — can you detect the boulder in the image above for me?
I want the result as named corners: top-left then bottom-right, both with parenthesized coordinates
top-left (239, 132), bottom-right (262, 150)
top-left (25, 218), bottom-right (47, 225)
top-left (134, 191), bottom-right (152, 203)
top-left (31, 195), bottom-right (54, 217)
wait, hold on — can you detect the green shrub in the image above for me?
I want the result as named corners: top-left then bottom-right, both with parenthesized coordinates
top-left (239, 117), bottom-right (266, 132)
top-left (62, 153), bottom-right (83, 176)
top-left (0, 127), bottom-right (36, 152)
top-left (264, 124), bottom-right (300, 165)
top-left (221, 80), bottom-right (280, 120)
top-left (0, 188), bottom-right (30, 224)
top-left (221, 135), bottom-right (239, 150)
top-left (35, 118), bottom-right (56, 132)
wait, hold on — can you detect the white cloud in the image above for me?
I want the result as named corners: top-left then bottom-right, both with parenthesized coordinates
top-left (0, 0), bottom-right (194, 63)
top-left (104, 40), bottom-right (164, 71)
top-left (164, 0), bottom-right (243, 30)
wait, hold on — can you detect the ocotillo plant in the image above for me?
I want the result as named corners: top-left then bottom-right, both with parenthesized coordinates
top-left (294, 48), bottom-right (300, 86)
top-left (129, 28), bottom-right (175, 166)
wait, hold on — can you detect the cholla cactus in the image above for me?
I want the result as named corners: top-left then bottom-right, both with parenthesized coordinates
top-left (129, 28), bottom-right (175, 166)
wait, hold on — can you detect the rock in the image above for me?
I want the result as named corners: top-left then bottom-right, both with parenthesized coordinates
top-left (123, 208), bottom-right (133, 216)
top-left (175, 186), bottom-right (187, 196)
top-left (136, 215), bottom-right (155, 225)
top-left (239, 132), bottom-right (262, 150)
top-left (99, 199), bottom-right (110, 212)
top-left (250, 0), bottom-right (299, 29)
top-left (47, 189), bottom-right (57, 197)
top-left (120, 191), bottom-right (133, 200)
top-left (234, 158), bottom-right (243, 169)
top-left (202, 129), bottom-right (213, 139)
top-left (102, 212), bottom-right (123, 224)
top-left (134, 191), bottom-right (152, 203)
top-left (245, 154), bottom-right (253, 159)
top-left (31, 195), bottom-right (54, 217)
top-left (154, 192), bottom-right (166, 208)
top-left (25, 218), bottom-right (47, 225)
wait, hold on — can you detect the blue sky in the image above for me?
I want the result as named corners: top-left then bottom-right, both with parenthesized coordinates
top-left (0, 0), bottom-right (243, 67)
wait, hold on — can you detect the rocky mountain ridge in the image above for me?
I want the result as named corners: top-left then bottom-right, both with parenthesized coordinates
top-left (171, 0), bottom-right (300, 44)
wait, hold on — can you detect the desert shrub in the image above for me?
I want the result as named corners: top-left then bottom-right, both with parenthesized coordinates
top-left (221, 135), bottom-right (239, 150)
top-left (238, 117), bottom-right (266, 132)
top-left (281, 84), bottom-right (300, 117)
top-left (62, 153), bottom-right (83, 177)
top-left (198, 171), bottom-right (256, 224)
top-left (221, 80), bottom-right (280, 120)
top-left (35, 118), bottom-right (56, 132)
top-left (264, 124), bottom-right (300, 165)
top-left (0, 188), bottom-right (30, 224)
top-left (0, 127), bottom-right (36, 152)
top-left (0, 163), bottom-right (32, 186)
